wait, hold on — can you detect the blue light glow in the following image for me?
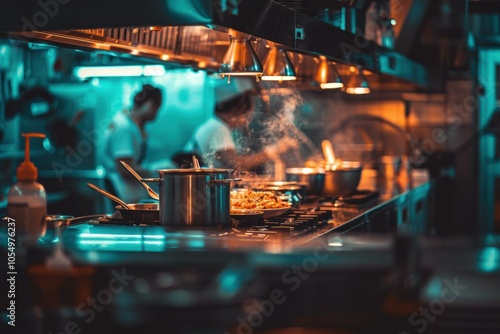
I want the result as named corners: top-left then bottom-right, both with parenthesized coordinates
top-left (74, 65), bottom-right (166, 79)
top-left (220, 272), bottom-right (239, 293)
top-left (186, 239), bottom-right (205, 249)
top-left (79, 233), bottom-right (141, 239)
top-left (478, 247), bottom-right (500, 272)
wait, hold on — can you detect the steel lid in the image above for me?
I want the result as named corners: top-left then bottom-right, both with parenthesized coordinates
top-left (157, 168), bottom-right (232, 174)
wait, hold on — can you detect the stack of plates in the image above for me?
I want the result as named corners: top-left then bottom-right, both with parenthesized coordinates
top-left (273, 0), bottom-right (321, 17)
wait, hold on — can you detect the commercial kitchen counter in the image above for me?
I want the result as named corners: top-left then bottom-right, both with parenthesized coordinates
top-left (5, 168), bottom-right (478, 334)
top-left (33, 168), bottom-right (434, 255)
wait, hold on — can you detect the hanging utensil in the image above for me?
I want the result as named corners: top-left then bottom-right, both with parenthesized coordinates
top-left (86, 183), bottom-right (131, 209)
top-left (119, 160), bottom-right (159, 200)
top-left (321, 139), bottom-right (336, 165)
top-left (192, 155), bottom-right (200, 169)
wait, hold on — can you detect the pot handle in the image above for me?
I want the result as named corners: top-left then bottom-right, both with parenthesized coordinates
top-left (207, 178), bottom-right (242, 186)
top-left (141, 178), bottom-right (161, 186)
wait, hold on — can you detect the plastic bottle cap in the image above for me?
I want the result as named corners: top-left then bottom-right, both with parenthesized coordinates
top-left (17, 133), bottom-right (46, 182)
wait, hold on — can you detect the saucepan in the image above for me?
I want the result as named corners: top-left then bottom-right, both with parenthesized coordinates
top-left (142, 168), bottom-right (241, 228)
top-left (323, 161), bottom-right (362, 196)
top-left (285, 167), bottom-right (326, 196)
top-left (320, 139), bottom-right (362, 196)
top-left (86, 183), bottom-right (159, 224)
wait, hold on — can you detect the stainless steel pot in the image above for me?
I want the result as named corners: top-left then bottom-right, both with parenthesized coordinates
top-left (323, 161), bottom-right (362, 196)
top-left (143, 168), bottom-right (237, 228)
top-left (285, 167), bottom-right (325, 196)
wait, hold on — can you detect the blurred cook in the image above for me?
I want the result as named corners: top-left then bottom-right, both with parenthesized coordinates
top-left (184, 77), bottom-right (296, 171)
top-left (103, 84), bottom-right (162, 204)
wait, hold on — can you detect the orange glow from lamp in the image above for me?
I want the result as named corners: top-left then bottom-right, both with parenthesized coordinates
top-left (313, 56), bottom-right (343, 89)
top-left (345, 66), bottom-right (370, 95)
top-left (261, 47), bottom-right (296, 82)
top-left (219, 30), bottom-right (263, 82)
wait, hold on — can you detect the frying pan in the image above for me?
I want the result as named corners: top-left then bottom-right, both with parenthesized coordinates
top-left (115, 203), bottom-right (160, 224)
top-left (86, 183), bottom-right (159, 224)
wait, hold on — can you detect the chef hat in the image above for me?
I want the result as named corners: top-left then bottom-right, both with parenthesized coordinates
top-left (212, 77), bottom-right (256, 104)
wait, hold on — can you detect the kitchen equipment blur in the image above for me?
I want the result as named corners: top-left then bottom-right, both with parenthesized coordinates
top-left (285, 167), bottom-right (326, 196)
top-left (20, 86), bottom-right (58, 118)
top-left (119, 160), bottom-right (159, 200)
top-left (323, 161), bottom-right (363, 196)
top-left (377, 155), bottom-right (403, 178)
top-left (86, 183), bottom-right (130, 209)
top-left (115, 203), bottom-right (159, 224)
top-left (327, 114), bottom-right (409, 169)
top-left (143, 168), bottom-right (236, 228)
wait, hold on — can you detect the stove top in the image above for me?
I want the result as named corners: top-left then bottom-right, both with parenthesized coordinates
top-left (94, 207), bottom-right (333, 240)
top-left (234, 208), bottom-right (333, 239)
top-left (57, 190), bottom-right (380, 250)
top-left (303, 190), bottom-right (380, 209)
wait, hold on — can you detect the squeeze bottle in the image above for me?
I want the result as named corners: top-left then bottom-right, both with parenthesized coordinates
top-left (7, 133), bottom-right (47, 241)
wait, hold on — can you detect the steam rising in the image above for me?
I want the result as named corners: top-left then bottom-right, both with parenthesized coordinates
top-left (194, 86), bottom-right (320, 179)
top-left (236, 88), bottom-right (321, 178)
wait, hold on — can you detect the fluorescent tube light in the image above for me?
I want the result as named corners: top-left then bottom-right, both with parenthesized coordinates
top-left (74, 65), bottom-right (166, 78)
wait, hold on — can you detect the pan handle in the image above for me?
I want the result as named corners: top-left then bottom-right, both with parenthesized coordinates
top-left (141, 178), bottom-right (161, 186)
top-left (141, 178), bottom-right (159, 182)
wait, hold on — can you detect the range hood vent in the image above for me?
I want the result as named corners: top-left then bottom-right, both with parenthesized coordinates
top-left (0, 0), bottom-right (440, 91)
top-left (12, 26), bottom-right (229, 72)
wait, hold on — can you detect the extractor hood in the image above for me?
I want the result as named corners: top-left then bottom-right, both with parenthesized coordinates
top-left (0, 0), bottom-right (441, 91)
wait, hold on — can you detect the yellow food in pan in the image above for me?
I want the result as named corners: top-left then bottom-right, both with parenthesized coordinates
top-left (230, 190), bottom-right (290, 210)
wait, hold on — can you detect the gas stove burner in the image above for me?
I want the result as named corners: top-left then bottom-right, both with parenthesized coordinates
top-left (315, 190), bottom-right (380, 208)
top-left (336, 190), bottom-right (380, 205)
top-left (240, 208), bottom-right (334, 238)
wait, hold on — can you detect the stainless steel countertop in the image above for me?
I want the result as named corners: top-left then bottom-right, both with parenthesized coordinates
top-left (28, 169), bottom-right (433, 255)
top-left (4, 170), bottom-right (499, 334)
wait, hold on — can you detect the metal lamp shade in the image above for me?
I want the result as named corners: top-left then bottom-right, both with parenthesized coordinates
top-left (219, 36), bottom-right (263, 81)
top-left (345, 67), bottom-right (371, 94)
top-left (261, 48), bottom-right (296, 81)
top-left (313, 56), bottom-right (344, 89)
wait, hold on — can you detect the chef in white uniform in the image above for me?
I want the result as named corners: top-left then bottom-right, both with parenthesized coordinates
top-left (103, 84), bottom-right (163, 204)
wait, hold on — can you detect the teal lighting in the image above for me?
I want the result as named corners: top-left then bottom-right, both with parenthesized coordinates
top-left (478, 247), bottom-right (500, 272)
top-left (74, 65), bottom-right (166, 79)
top-left (77, 232), bottom-right (166, 251)
top-left (186, 239), bottom-right (205, 249)
top-left (219, 271), bottom-right (240, 294)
